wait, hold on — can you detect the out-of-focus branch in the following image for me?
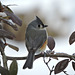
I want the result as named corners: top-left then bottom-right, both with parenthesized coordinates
top-left (0, 47), bottom-right (8, 69)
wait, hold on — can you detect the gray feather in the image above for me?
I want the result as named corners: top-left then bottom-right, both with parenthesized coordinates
top-left (23, 51), bottom-right (35, 69)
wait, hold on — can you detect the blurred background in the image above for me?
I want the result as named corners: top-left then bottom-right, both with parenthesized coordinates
top-left (0, 0), bottom-right (75, 75)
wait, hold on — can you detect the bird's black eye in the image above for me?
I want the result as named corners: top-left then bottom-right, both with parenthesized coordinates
top-left (38, 25), bottom-right (40, 28)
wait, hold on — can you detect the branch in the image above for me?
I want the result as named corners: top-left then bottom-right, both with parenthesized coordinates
top-left (0, 47), bottom-right (8, 69)
top-left (6, 53), bottom-right (75, 60)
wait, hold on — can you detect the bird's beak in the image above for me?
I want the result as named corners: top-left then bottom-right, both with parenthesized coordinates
top-left (43, 25), bottom-right (48, 28)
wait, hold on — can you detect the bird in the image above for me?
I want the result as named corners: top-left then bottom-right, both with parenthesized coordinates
top-left (23, 16), bottom-right (48, 69)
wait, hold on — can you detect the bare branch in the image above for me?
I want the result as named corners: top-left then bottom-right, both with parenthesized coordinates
top-left (6, 53), bottom-right (75, 60)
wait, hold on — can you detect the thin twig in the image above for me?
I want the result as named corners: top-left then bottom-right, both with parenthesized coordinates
top-left (43, 57), bottom-right (51, 71)
top-left (50, 66), bottom-right (54, 75)
top-left (43, 53), bottom-right (54, 75)
top-left (63, 71), bottom-right (69, 75)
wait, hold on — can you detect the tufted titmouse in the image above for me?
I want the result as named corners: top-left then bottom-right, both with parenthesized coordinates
top-left (23, 16), bottom-right (48, 69)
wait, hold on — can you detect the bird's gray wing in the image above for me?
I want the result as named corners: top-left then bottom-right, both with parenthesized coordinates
top-left (25, 29), bottom-right (47, 52)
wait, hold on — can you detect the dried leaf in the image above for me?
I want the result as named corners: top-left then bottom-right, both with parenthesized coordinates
top-left (4, 10), bottom-right (22, 26)
top-left (3, 5), bottom-right (13, 13)
top-left (0, 39), bottom-right (5, 50)
top-left (54, 59), bottom-right (69, 74)
top-left (0, 2), bottom-right (2, 12)
top-left (2, 37), bottom-right (6, 43)
top-left (69, 31), bottom-right (75, 45)
top-left (72, 62), bottom-right (75, 71)
top-left (0, 25), bottom-right (3, 29)
top-left (0, 29), bottom-right (15, 39)
top-left (47, 36), bottom-right (55, 50)
top-left (3, 16), bottom-right (10, 19)
top-left (7, 43), bottom-right (19, 51)
top-left (0, 66), bottom-right (9, 75)
top-left (0, 39), bottom-right (5, 54)
top-left (2, 18), bottom-right (18, 31)
top-left (8, 24), bottom-right (18, 31)
top-left (0, 2), bottom-right (4, 12)
top-left (9, 60), bottom-right (18, 75)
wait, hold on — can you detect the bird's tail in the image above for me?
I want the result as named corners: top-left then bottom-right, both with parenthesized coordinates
top-left (23, 51), bottom-right (35, 69)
